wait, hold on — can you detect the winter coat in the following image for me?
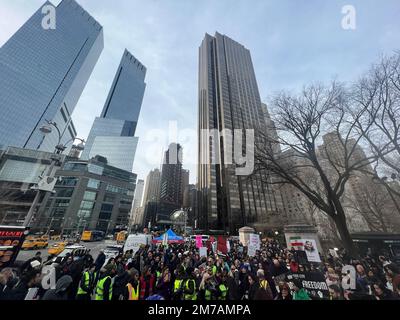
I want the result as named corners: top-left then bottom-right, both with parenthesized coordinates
top-left (42, 275), bottom-right (73, 300)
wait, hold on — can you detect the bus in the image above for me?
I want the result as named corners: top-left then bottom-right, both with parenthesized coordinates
top-left (81, 230), bottom-right (105, 242)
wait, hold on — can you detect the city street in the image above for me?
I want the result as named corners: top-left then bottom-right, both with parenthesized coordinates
top-left (15, 240), bottom-right (110, 264)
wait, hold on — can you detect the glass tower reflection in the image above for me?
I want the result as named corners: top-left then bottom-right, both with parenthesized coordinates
top-left (81, 50), bottom-right (146, 172)
top-left (0, 0), bottom-right (104, 152)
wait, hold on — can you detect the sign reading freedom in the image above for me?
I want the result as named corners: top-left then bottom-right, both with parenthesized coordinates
top-left (284, 272), bottom-right (329, 299)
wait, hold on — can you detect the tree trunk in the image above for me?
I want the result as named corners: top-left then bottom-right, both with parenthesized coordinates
top-left (332, 212), bottom-right (358, 258)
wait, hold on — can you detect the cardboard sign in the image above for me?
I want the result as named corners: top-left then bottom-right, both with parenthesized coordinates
top-left (199, 247), bottom-right (207, 257)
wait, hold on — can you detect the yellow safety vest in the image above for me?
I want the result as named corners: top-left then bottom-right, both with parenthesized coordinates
top-left (218, 284), bottom-right (227, 300)
top-left (77, 271), bottom-right (91, 295)
top-left (173, 279), bottom-right (183, 293)
top-left (95, 276), bottom-right (112, 300)
top-left (126, 283), bottom-right (139, 300)
top-left (183, 279), bottom-right (197, 300)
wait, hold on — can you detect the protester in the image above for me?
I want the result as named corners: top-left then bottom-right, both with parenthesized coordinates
top-left (76, 264), bottom-right (96, 300)
top-left (42, 275), bottom-right (73, 300)
top-left (2, 232), bottom-right (400, 301)
top-left (275, 282), bottom-right (292, 300)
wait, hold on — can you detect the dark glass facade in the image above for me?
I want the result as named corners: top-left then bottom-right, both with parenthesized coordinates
top-left (197, 33), bottom-right (282, 234)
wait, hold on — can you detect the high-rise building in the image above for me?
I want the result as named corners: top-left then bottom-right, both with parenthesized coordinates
top-left (197, 32), bottom-right (282, 234)
top-left (0, 0), bottom-right (104, 152)
top-left (142, 169), bottom-right (161, 205)
top-left (130, 179), bottom-right (144, 225)
top-left (132, 179), bottom-right (144, 212)
top-left (160, 143), bottom-right (183, 207)
top-left (81, 50), bottom-right (146, 172)
top-left (181, 169), bottom-right (189, 206)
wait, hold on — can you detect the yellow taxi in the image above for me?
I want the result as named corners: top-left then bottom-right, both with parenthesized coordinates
top-left (47, 241), bottom-right (67, 256)
top-left (22, 237), bottom-right (48, 250)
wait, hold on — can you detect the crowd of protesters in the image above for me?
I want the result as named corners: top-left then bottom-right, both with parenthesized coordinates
top-left (1, 237), bottom-right (400, 301)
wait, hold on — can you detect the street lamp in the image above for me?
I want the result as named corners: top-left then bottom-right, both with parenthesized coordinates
top-left (24, 120), bottom-right (85, 228)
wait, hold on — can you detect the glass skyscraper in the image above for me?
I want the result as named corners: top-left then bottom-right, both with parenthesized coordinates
top-left (81, 50), bottom-right (146, 172)
top-left (197, 32), bottom-right (282, 234)
top-left (0, 0), bottom-right (104, 152)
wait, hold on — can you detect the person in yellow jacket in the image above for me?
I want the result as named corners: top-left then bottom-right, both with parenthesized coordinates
top-left (182, 267), bottom-right (197, 300)
top-left (123, 269), bottom-right (140, 300)
top-left (95, 268), bottom-right (113, 301)
top-left (76, 264), bottom-right (96, 300)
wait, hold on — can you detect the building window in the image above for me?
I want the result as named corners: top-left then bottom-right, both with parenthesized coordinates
top-left (80, 201), bottom-right (94, 210)
top-left (56, 188), bottom-right (74, 198)
top-left (57, 177), bottom-right (78, 186)
top-left (83, 191), bottom-right (96, 201)
top-left (87, 179), bottom-right (100, 189)
top-left (103, 193), bottom-right (116, 203)
top-left (88, 164), bottom-right (103, 175)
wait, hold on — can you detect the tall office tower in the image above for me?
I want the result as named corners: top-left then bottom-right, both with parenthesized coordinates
top-left (132, 179), bottom-right (144, 212)
top-left (181, 169), bottom-right (189, 206)
top-left (159, 143), bottom-right (183, 210)
top-left (261, 103), bottom-right (281, 154)
top-left (81, 50), bottom-right (146, 172)
top-left (0, 0), bottom-right (104, 151)
top-left (142, 169), bottom-right (161, 205)
top-left (197, 32), bottom-right (282, 234)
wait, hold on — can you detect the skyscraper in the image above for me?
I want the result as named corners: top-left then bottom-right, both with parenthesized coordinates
top-left (142, 168), bottom-right (161, 205)
top-left (197, 32), bottom-right (282, 234)
top-left (159, 143), bottom-right (183, 207)
top-left (81, 50), bottom-right (146, 172)
top-left (0, 0), bottom-right (104, 151)
top-left (132, 179), bottom-right (144, 211)
top-left (181, 169), bottom-right (189, 206)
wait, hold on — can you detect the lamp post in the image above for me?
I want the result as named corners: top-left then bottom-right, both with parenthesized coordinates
top-left (23, 120), bottom-right (85, 228)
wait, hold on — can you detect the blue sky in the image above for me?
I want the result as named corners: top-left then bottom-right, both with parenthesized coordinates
top-left (0, 0), bottom-right (399, 183)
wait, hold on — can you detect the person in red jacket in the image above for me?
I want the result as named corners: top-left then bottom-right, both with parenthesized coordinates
top-left (139, 266), bottom-right (155, 299)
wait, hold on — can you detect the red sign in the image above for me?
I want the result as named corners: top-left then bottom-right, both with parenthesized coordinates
top-left (0, 226), bottom-right (28, 268)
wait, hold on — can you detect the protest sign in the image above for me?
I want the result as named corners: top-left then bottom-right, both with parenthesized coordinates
top-left (249, 233), bottom-right (260, 250)
top-left (195, 235), bottom-right (202, 248)
top-left (303, 239), bottom-right (321, 263)
top-left (286, 271), bottom-right (329, 299)
top-left (199, 247), bottom-right (207, 257)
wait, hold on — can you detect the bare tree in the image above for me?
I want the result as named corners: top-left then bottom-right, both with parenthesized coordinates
top-left (344, 182), bottom-right (396, 233)
top-left (254, 82), bottom-right (377, 256)
top-left (352, 52), bottom-right (400, 200)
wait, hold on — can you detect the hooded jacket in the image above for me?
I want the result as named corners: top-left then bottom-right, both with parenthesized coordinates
top-left (42, 275), bottom-right (73, 300)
